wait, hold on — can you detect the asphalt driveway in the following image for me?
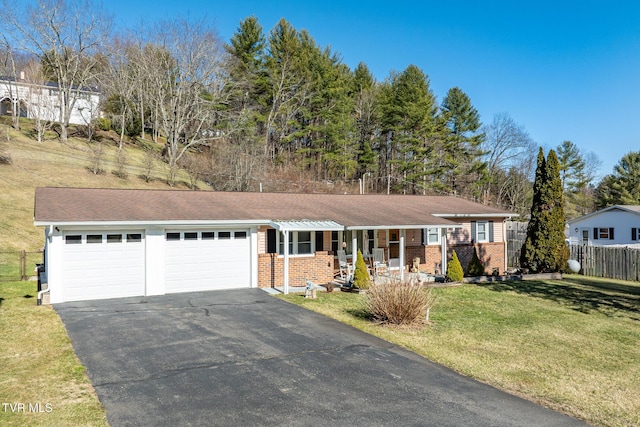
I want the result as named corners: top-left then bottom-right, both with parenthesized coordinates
top-left (56, 289), bottom-right (585, 426)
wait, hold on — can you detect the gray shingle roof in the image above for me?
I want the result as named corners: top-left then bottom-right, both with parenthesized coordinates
top-left (34, 187), bottom-right (512, 228)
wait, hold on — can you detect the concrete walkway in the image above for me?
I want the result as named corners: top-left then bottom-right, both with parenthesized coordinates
top-left (56, 289), bottom-right (586, 426)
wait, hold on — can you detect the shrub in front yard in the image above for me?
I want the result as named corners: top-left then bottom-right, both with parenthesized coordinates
top-left (365, 278), bottom-right (434, 325)
top-left (352, 249), bottom-right (371, 289)
top-left (446, 250), bottom-right (464, 282)
top-left (467, 247), bottom-right (485, 276)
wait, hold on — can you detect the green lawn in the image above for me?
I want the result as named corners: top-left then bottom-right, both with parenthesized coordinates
top-left (279, 275), bottom-right (640, 427)
top-left (0, 280), bottom-right (108, 427)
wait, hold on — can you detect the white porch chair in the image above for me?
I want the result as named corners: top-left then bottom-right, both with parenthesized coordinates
top-left (388, 258), bottom-right (401, 274)
top-left (372, 248), bottom-right (388, 276)
top-left (337, 250), bottom-right (352, 280)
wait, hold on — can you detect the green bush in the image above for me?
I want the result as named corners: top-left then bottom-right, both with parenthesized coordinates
top-left (446, 250), bottom-right (464, 282)
top-left (467, 247), bottom-right (485, 276)
top-left (365, 277), bottom-right (434, 325)
top-left (352, 249), bottom-right (371, 289)
top-left (96, 117), bottom-right (111, 132)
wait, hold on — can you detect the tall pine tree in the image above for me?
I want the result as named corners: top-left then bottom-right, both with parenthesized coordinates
top-left (379, 65), bottom-right (438, 194)
top-left (520, 148), bottom-right (569, 273)
top-left (439, 87), bottom-right (487, 197)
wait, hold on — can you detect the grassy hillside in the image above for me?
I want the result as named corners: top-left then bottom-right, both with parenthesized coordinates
top-left (0, 120), bottom-right (204, 252)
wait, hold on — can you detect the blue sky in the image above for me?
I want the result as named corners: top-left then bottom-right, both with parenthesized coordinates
top-left (105, 0), bottom-right (640, 180)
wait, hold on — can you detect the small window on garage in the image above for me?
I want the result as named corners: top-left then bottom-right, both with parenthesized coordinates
top-left (107, 234), bottom-right (122, 243)
top-left (126, 233), bottom-right (142, 242)
top-left (234, 231), bottom-right (247, 239)
top-left (166, 232), bottom-right (181, 241)
top-left (184, 232), bottom-right (198, 240)
top-left (87, 234), bottom-right (102, 244)
top-left (202, 231), bottom-right (215, 240)
top-left (219, 231), bottom-right (231, 239)
top-left (65, 235), bottom-right (82, 244)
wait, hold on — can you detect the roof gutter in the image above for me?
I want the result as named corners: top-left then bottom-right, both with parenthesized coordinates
top-left (34, 219), bottom-right (273, 228)
top-left (346, 224), bottom-right (462, 230)
top-left (433, 213), bottom-right (512, 218)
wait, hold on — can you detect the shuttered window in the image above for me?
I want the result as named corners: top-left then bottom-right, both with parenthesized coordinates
top-left (471, 221), bottom-right (494, 243)
top-left (593, 227), bottom-right (614, 240)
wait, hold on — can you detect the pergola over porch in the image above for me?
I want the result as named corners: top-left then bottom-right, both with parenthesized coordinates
top-left (270, 220), bottom-right (462, 294)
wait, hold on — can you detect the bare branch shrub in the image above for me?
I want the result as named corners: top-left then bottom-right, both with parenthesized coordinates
top-left (141, 148), bottom-right (157, 182)
top-left (0, 127), bottom-right (11, 164)
top-left (113, 147), bottom-right (128, 179)
top-left (365, 277), bottom-right (435, 325)
top-left (87, 141), bottom-right (105, 174)
top-left (179, 152), bottom-right (209, 190)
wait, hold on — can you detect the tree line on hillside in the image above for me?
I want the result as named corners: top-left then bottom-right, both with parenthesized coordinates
top-left (2, 0), bottom-right (635, 219)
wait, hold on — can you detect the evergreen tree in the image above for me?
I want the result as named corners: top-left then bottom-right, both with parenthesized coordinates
top-left (467, 247), bottom-right (485, 276)
top-left (304, 40), bottom-right (357, 182)
top-left (556, 140), bottom-right (597, 218)
top-left (556, 140), bottom-right (586, 192)
top-left (225, 16), bottom-right (268, 112)
top-left (352, 249), bottom-right (371, 289)
top-left (595, 151), bottom-right (640, 208)
top-left (439, 87), bottom-right (487, 197)
top-left (218, 16), bottom-right (269, 191)
top-left (520, 149), bottom-right (569, 272)
top-left (352, 62), bottom-right (378, 180)
top-left (379, 65), bottom-right (438, 194)
top-left (446, 250), bottom-right (464, 282)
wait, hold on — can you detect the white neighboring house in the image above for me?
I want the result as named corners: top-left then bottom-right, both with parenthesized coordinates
top-left (0, 72), bottom-right (100, 125)
top-left (567, 205), bottom-right (640, 246)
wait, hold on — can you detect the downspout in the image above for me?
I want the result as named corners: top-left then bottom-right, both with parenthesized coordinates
top-left (503, 218), bottom-right (510, 273)
top-left (37, 285), bottom-right (49, 306)
top-left (37, 225), bottom-right (54, 305)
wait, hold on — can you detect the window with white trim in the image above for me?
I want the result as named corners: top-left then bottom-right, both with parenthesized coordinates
top-left (330, 230), bottom-right (373, 255)
top-left (471, 221), bottom-right (493, 243)
top-left (632, 228), bottom-right (640, 241)
top-left (476, 222), bottom-right (488, 242)
top-left (331, 230), bottom-right (340, 252)
top-left (424, 228), bottom-right (440, 245)
top-left (278, 231), bottom-right (315, 255)
top-left (593, 227), bottom-right (614, 240)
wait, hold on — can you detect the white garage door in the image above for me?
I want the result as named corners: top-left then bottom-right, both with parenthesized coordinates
top-left (165, 230), bottom-right (251, 293)
top-left (61, 231), bottom-right (146, 302)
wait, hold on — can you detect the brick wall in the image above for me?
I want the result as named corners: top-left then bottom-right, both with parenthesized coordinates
top-left (451, 242), bottom-right (504, 275)
top-left (258, 251), bottom-right (334, 288)
top-left (403, 243), bottom-right (505, 275)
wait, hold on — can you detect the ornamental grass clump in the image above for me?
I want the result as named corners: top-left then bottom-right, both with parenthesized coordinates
top-left (365, 278), bottom-right (434, 325)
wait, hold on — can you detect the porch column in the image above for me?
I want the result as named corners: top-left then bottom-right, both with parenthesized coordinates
top-left (399, 229), bottom-right (405, 280)
top-left (352, 233), bottom-right (358, 261)
top-left (441, 228), bottom-right (448, 275)
top-left (283, 230), bottom-right (290, 294)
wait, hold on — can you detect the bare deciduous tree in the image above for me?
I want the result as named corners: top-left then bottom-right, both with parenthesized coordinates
top-left (480, 112), bottom-right (537, 210)
top-left (1, 0), bottom-right (112, 141)
top-left (22, 59), bottom-right (55, 142)
top-left (0, 45), bottom-right (28, 130)
top-left (101, 37), bottom-right (140, 149)
top-left (141, 18), bottom-right (226, 186)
